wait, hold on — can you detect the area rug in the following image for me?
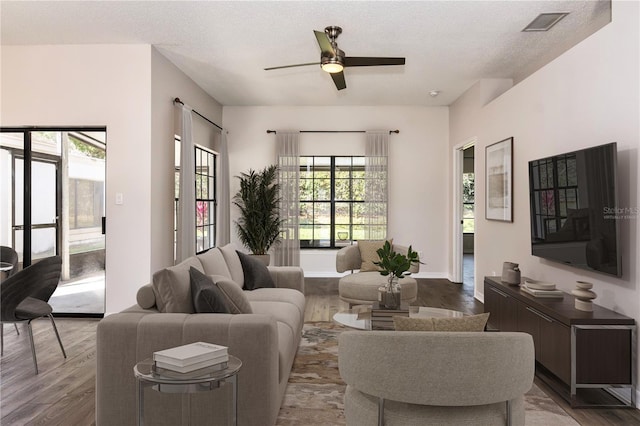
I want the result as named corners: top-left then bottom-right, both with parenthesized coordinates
top-left (276, 322), bottom-right (579, 426)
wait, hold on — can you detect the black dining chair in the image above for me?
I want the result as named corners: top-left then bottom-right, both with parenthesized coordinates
top-left (0, 256), bottom-right (67, 374)
top-left (1, 246), bottom-right (21, 336)
top-left (0, 246), bottom-right (19, 277)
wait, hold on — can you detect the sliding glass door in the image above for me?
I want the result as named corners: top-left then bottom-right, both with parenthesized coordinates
top-left (0, 128), bottom-right (106, 317)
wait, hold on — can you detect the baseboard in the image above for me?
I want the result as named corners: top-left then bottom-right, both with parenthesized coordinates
top-left (303, 271), bottom-right (449, 279)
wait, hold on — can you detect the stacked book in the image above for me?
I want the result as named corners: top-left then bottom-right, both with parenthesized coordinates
top-left (521, 280), bottom-right (564, 298)
top-left (153, 342), bottom-right (228, 374)
top-left (371, 302), bottom-right (409, 330)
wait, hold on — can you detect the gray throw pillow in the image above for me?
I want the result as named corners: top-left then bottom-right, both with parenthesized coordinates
top-left (209, 276), bottom-right (253, 314)
top-left (189, 267), bottom-right (230, 313)
top-left (236, 251), bottom-right (275, 290)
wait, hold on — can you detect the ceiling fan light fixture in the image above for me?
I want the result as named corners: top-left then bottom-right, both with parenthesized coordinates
top-left (322, 62), bottom-right (344, 73)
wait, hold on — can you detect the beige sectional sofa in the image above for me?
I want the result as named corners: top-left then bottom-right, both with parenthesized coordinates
top-left (96, 244), bottom-right (305, 426)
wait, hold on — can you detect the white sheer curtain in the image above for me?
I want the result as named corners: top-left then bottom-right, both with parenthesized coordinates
top-left (364, 130), bottom-right (389, 240)
top-left (176, 105), bottom-right (196, 262)
top-left (275, 131), bottom-right (300, 266)
top-left (216, 130), bottom-right (231, 246)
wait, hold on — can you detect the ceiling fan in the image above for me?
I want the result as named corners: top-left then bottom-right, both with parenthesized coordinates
top-left (264, 26), bottom-right (405, 90)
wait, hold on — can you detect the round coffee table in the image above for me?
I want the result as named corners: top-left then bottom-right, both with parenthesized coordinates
top-left (333, 305), bottom-right (464, 330)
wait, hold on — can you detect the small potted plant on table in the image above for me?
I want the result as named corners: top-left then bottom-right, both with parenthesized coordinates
top-left (374, 241), bottom-right (421, 309)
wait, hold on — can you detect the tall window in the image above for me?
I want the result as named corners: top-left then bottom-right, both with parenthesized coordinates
top-left (299, 156), bottom-right (365, 248)
top-left (175, 138), bottom-right (217, 255)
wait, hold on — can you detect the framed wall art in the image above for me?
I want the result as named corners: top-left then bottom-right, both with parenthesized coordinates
top-left (485, 137), bottom-right (513, 222)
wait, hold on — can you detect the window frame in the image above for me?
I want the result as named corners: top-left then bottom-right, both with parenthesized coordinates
top-left (299, 155), bottom-right (366, 249)
top-left (174, 137), bottom-right (218, 256)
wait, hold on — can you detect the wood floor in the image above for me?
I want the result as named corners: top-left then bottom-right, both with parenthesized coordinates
top-left (1, 277), bottom-right (638, 425)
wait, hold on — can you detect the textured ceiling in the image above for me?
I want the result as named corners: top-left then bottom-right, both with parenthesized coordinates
top-left (0, 1), bottom-right (611, 106)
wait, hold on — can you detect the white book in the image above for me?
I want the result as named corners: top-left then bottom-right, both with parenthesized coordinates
top-left (154, 361), bottom-right (229, 376)
top-left (155, 356), bottom-right (228, 373)
top-left (153, 342), bottom-right (228, 367)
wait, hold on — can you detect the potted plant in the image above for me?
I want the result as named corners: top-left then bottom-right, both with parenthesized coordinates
top-left (374, 241), bottom-right (421, 309)
top-left (233, 165), bottom-right (282, 265)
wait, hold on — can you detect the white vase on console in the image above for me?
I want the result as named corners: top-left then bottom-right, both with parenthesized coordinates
top-left (572, 281), bottom-right (597, 311)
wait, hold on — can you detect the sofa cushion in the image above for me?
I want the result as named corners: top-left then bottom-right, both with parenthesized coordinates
top-left (237, 251), bottom-right (275, 290)
top-left (393, 313), bottom-right (490, 332)
top-left (197, 247), bottom-right (232, 279)
top-left (393, 316), bottom-right (434, 331)
top-left (190, 267), bottom-right (230, 313)
top-left (219, 244), bottom-right (245, 287)
top-left (250, 301), bottom-right (301, 348)
top-left (432, 313), bottom-right (490, 332)
top-left (208, 275), bottom-right (253, 314)
top-left (152, 257), bottom-right (204, 313)
top-left (358, 240), bottom-right (387, 272)
top-left (244, 288), bottom-right (306, 323)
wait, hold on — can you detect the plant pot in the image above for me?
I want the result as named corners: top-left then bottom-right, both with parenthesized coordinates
top-left (378, 276), bottom-right (401, 309)
top-left (251, 254), bottom-right (270, 267)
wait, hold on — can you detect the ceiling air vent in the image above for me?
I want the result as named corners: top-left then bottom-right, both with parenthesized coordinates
top-left (522, 12), bottom-right (569, 32)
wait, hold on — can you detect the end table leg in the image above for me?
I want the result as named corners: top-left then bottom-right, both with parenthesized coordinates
top-left (137, 380), bottom-right (144, 426)
top-left (232, 375), bottom-right (238, 426)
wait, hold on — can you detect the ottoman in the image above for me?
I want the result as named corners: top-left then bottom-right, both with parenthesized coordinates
top-left (339, 271), bottom-right (418, 307)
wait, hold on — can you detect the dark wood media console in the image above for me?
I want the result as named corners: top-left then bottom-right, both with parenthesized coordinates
top-left (484, 276), bottom-right (636, 407)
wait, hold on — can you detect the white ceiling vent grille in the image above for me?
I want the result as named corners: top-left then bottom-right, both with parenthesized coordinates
top-left (522, 12), bottom-right (569, 32)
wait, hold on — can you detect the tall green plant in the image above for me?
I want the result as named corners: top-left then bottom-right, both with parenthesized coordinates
top-left (233, 165), bottom-right (282, 255)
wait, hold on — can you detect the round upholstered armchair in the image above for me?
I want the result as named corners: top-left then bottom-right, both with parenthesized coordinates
top-left (336, 241), bottom-right (419, 307)
top-left (339, 331), bottom-right (535, 426)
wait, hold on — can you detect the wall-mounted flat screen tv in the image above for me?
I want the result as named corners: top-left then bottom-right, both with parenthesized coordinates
top-left (528, 142), bottom-right (621, 277)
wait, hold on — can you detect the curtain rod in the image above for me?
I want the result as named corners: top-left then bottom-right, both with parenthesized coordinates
top-left (266, 130), bottom-right (399, 134)
top-left (174, 97), bottom-right (223, 131)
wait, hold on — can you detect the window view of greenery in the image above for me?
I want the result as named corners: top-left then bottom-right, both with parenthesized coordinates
top-left (195, 147), bottom-right (216, 253)
top-left (174, 139), bottom-right (217, 254)
top-left (299, 156), bottom-right (366, 248)
top-left (463, 173), bottom-right (475, 233)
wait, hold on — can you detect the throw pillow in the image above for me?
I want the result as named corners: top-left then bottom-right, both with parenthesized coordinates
top-left (393, 316), bottom-right (434, 331)
top-left (152, 257), bottom-right (204, 313)
top-left (209, 275), bottom-right (253, 314)
top-left (358, 240), bottom-right (390, 272)
top-left (189, 267), bottom-right (230, 313)
top-left (236, 251), bottom-right (275, 290)
top-left (431, 313), bottom-right (490, 332)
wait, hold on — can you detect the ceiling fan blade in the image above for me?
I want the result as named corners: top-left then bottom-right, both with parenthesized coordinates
top-left (264, 62), bottom-right (320, 71)
top-left (330, 71), bottom-right (346, 90)
top-left (344, 57), bottom-right (406, 67)
top-left (314, 30), bottom-right (335, 56)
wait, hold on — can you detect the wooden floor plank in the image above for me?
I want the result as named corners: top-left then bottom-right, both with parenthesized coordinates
top-left (1, 278), bottom-right (638, 425)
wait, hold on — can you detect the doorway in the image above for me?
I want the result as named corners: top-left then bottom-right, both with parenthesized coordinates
top-left (452, 138), bottom-right (476, 288)
top-left (0, 128), bottom-right (106, 316)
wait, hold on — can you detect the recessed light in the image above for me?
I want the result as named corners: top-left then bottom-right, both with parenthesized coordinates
top-left (523, 12), bottom-right (569, 32)
top-left (429, 90), bottom-right (440, 97)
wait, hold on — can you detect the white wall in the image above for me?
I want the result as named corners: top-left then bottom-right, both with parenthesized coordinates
top-left (2, 44), bottom-right (222, 313)
top-left (450, 0), bottom-right (640, 402)
top-left (150, 47), bottom-right (223, 273)
top-left (1, 45), bottom-right (152, 313)
top-left (222, 106), bottom-right (449, 277)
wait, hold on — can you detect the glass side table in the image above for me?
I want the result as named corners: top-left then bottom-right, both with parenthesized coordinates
top-left (134, 355), bottom-right (242, 426)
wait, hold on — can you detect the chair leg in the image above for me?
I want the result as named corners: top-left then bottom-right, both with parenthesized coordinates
top-left (14, 324), bottom-right (19, 335)
top-left (1, 324), bottom-right (4, 356)
top-left (378, 397), bottom-right (385, 426)
top-left (48, 314), bottom-right (67, 359)
top-left (27, 320), bottom-right (39, 374)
